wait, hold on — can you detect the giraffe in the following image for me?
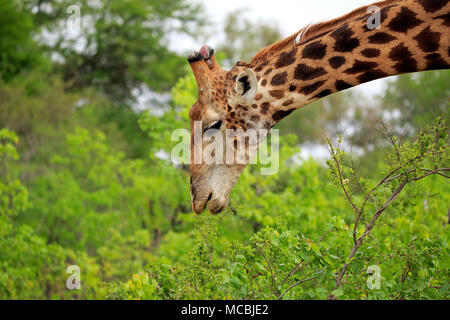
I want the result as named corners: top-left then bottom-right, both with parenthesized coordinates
top-left (187, 0), bottom-right (450, 214)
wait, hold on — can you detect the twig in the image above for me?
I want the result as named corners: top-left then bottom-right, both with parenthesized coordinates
top-left (327, 116), bottom-right (448, 293)
top-left (257, 244), bottom-right (277, 298)
top-left (333, 165), bottom-right (446, 290)
top-left (328, 142), bottom-right (361, 217)
top-left (280, 260), bottom-right (307, 286)
top-left (277, 276), bottom-right (318, 300)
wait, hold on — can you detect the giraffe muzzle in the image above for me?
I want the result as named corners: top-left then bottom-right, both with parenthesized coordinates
top-left (191, 190), bottom-right (227, 215)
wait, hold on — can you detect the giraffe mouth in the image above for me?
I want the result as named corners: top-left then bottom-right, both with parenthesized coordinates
top-left (192, 192), bottom-right (227, 214)
top-left (208, 195), bottom-right (227, 214)
top-left (192, 192), bottom-right (212, 214)
top-left (190, 164), bottom-right (244, 215)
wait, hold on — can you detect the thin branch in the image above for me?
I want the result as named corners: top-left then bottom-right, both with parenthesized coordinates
top-left (328, 142), bottom-right (361, 217)
top-left (358, 154), bottom-right (423, 213)
top-left (277, 276), bottom-right (318, 300)
top-left (327, 116), bottom-right (448, 294)
top-left (280, 260), bottom-right (307, 286)
top-left (350, 156), bottom-right (365, 196)
top-left (419, 168), bottom-right (450, 179)
top-left (334, 165), bottom-right (446, 290)
top-left (257, 244), bottom-right (277, 298)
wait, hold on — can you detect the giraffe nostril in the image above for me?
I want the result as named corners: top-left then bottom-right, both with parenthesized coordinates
top-left (192, 192), bottom-right (212, 214)
top-left (190, 184), bottom-right (197, 201)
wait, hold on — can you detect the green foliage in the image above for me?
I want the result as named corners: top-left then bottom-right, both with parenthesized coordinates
top-left (0, 129), bottom-right (103, 299)
top-left (0, 0), bottom-right (448, 301)
top-left (107, 74), bottom-right (449, 299)
top-left (0, 0), bottom-right (44, 80)
top-left (2, 63), bottom-right (448, 300)
top-left (325, 115), bottom-right (449, 298)
top-left (383, 71), bottom-right (450, 133)
top-left (110, 158), bottom-right (449, 300)
top-left (22, 0), bottom-right (206, 101)
top-left (0, 72), bottom-right (78, 162)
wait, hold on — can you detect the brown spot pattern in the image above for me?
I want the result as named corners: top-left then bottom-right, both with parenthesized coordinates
top-left (414, 26), bottom-right (441, 52)
top-left (269, 90), bottom-right (285, 98)
top-left (313, 89), bottom-right (332, 99)
top-left (329, 56), bottom-right (346, 69)
top-left (299, 80), bottom-right (326, 95)
top-left (389, 43), bottom-right (417, 73)
top-left (357, 69), bottom-right (388, 83)
top-left (302, 41), bottom-right (327, 60)
top-left (418, 0), bottom-right (447, 13)
top-left (272, 109), bottom-right (295, 122)
top-left (344, 60), bottom-right (378, 74)
top-left (260, 103), bottom-right (270, 115)
top-left (335, 80), bottom-right (352, 91)
top-left (330, 24), bottom-right (360, 52)
top-left (388, 7), bottom-right (423, 33)
top-left (282, 98), bottom-right (294, 106)
top-left (271, 72), bottom-right (288, 86)
top-left (275, 48), bottom-right (298, 68)
top-left (361, 48), bottom-right (381, 58)
top-left (294, 64), bottom-right (327, 81)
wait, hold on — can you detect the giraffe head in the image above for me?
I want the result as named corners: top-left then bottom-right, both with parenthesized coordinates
top-left (187, 0), bottom-right (450, 214)
top-left (187, 46), bottom-right (272, 214)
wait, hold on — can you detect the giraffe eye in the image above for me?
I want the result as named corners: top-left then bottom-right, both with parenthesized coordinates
top-left (205, 120), bottom-right (222, 133)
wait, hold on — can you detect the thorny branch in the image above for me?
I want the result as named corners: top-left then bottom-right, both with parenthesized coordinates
top-left (257, 243), bottom-right (277, 298)
top-left (277, 276), bottom-right (318, 300)
top-left (327, 117), bottom-right (449, 295)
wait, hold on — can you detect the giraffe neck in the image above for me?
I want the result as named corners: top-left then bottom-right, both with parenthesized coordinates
top-left (249, 0), bottom-right (450, 124)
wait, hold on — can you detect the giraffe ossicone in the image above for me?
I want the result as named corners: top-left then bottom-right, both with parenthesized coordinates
top-left (187, 0), bottom-right (450, 214)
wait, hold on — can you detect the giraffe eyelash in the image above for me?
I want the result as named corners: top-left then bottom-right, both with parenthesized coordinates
top-left (204, 120), bottom-right (222, 133)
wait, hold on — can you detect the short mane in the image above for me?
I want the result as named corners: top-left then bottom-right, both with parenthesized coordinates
top-left (250, 0), bottom-right (399, 65)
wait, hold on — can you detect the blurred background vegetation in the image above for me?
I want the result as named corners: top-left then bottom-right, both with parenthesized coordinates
top-left (0, 0), bottom-right (448, 299)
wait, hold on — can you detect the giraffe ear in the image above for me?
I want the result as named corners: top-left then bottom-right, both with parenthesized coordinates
top-left (233, 68), bottom-right (258, 104)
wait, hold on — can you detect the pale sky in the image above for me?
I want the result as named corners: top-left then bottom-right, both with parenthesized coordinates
top-left (175, 0), bottom-right (392, 96)
top-left (204, 0), bottom-right (377, 34)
